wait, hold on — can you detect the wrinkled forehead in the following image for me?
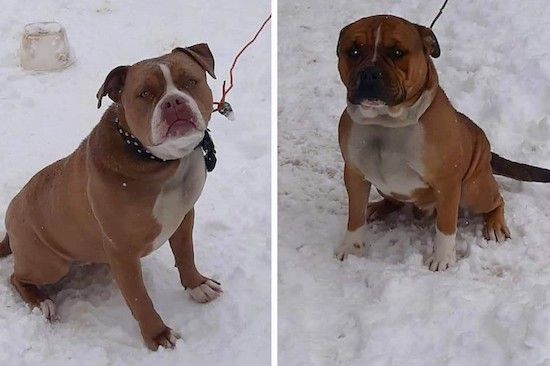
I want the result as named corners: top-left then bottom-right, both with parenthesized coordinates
top-left (125, 53), bottom-right (206, 90)
top-left (339, 16), bottom-right (422, 51)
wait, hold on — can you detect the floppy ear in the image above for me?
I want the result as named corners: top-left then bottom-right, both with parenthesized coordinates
top-left (96, 65), bottom-right (129, 109)
top-left (336, 24), bottom-right (351, 56)
top-left (172, 43), bottom-right (216, 79)
top-left (416, 25), bottom-right (440, 58)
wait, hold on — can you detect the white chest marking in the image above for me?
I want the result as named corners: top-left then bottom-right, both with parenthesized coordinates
top-left (151, 149), bottom-right (206, 251)
top-left (348, 122), bottom-right (427, 199)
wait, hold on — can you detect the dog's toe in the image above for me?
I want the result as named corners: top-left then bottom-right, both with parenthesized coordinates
top-left (425, 252), bottom-right (456, 272)
top-left (39, 299), bottom-right (57, 321)
top-left (336, 226), bottom-right (368, 261)
top-left (425, 244), bottom-right (456, 272)
top-left (483, 206), bottom-right (510, 243)
top-left (148, 326), bottom-right (181, 350)
top-left (334, 240), bottom-right (366, 261)
top-left (187, 280), bottom-right (223, 303)
top-left (484, 222), bottom-right (511, 243)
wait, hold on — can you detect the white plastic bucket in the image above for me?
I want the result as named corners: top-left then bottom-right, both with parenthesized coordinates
top-left (20, 22), bottom-right (73, 71)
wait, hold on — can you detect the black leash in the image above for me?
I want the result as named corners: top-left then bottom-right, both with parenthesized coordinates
top-left (430, 0), bottom-right (450, 29)
top-left (114, 116), bottom-right (217, 172)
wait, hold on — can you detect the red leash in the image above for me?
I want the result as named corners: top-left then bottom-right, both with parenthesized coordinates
top-left (213, 14), bottom-right (271, 119)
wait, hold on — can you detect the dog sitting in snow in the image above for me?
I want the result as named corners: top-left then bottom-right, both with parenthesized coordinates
top-left (0, 44), bottom-right (222, 350)
top-left (335, 15), bottom-right (550, 270)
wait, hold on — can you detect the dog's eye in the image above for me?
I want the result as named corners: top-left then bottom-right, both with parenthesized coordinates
top-left (348, 47), bottom-right (360, 58)
top-left (185, 79), bottom-right (198, 88)
top-left (139, 90), bottom-right (151, 98)
top-left (389, 47), bottom-right (405, 60)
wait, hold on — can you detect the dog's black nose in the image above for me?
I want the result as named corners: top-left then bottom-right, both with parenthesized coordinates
top-left (355, 66), bottom-right (385, 102)
top-left (359, 67), bottom-right (383, 83)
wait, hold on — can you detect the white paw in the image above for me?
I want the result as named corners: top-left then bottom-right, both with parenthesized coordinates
top-left (335, 225), bottom-right (367, 261)
top-left (166, 329), bottom-right (181, 346)
top-left (146, 326), bottom-right (182, 350)
top-left (425, 228), bottom-right (456, 271)
top-left (187, 280), bottom-right (223, 303)
top-left (39, 299), bottom-right (58, 321)
top-left (159, 328), bottom-right (181, 349)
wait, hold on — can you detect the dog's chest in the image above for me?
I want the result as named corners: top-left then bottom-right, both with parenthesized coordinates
top-left (151, 149), bottom-right (206, 250)
top-left (347, 122), bottom-right (428, 199)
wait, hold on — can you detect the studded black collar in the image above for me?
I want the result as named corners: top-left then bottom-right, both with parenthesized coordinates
top-left (114, 116), bottom-right (217, 172)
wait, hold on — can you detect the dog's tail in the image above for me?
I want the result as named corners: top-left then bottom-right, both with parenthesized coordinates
top-left (0, 233), bottom-right (12, 257)
top-left (491, 152), bottom-right (550, 182)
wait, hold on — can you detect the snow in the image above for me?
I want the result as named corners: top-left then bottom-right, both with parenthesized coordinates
top-left (279, 1), bottom-right (550, 365)
top-left (0, 0), bottom-right (270, 365)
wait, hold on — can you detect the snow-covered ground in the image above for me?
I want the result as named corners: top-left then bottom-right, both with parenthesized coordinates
top-left (279, 1), bottom-right (550, 365)
top-left (0, 1), bottom-right (270, 365)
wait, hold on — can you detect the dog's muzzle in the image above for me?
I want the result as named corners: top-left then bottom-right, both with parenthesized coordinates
top-left (350, 66), bottom-right (387, 104)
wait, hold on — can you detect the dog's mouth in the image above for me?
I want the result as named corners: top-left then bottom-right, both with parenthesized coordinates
top-left (359, 99), bottom-right (386, 108)
top-left (151, 117), bottom-right (201, 146)
top-left (166, 119), bottom-right (197, 137)
top-left (158, 102), bottom-right (203, 142)
top-left (347, 97), bottom-right (387, 109)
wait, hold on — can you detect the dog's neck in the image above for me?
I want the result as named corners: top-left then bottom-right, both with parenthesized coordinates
top-left (346, 87), bottom-right (436, 128)
top-left (106, 104), bottom-right (217, 172)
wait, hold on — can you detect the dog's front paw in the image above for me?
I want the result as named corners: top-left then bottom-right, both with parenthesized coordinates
top-left (335, 226), bottom-right (367, 261)
top-left (143, 325), bottom-right (181, 351)
top-left (425, 229), bottom-right (456, 271)
top-left (425, 250), bottom-right (456, 272)
top-left (187, 279), bottom-right (223, 303)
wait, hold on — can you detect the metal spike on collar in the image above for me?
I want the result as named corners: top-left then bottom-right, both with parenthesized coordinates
top-left (114, 117), bottom-right (166, 162)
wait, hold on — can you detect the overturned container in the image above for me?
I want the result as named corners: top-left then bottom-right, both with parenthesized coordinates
top-left (20, 22), bottom-right (73, 71)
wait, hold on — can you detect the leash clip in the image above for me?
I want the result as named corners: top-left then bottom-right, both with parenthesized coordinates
top-left (218, 101), bottom-right (235, 121)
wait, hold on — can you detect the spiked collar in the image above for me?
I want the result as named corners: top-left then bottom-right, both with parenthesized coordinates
top-left (113, 116), bottom-right (217, 172)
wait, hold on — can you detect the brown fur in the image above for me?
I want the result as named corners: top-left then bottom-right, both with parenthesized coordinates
top-left (337, 15), bottom-right (514, 270)
top-left (3, 46), bottom-right (220, 349)
top-left (0, 234), bottom-right (11, 257)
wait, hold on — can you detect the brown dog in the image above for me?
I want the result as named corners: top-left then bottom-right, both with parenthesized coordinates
top-left (0, 44), bottom-right (223, 350)
top-left (335, 15), bottom-right (550, 270)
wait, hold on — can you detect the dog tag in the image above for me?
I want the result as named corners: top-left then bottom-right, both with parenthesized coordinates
top-left (218, 101), bottom-right (235, 121)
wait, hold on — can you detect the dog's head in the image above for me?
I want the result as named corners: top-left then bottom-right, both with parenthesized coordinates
top-left (97, 43), bottom-right (216, 160)
top-left (337, 15), bottom-right (439, 120)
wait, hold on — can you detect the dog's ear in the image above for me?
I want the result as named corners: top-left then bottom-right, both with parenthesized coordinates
top-left (172, 43), bottom-right (216, 79)
top-left (96, 65), bottom-right (129, 109)
top-left (336, 24), bottom-right (351, 56)
top-left (416, 25), bottom-right (440, 58)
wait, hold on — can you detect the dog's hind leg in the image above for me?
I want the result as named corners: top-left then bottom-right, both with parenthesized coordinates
top-left (10, 274), bottom-right (57, 321)
top-left (462, 167), bottom-right (510, 242)
top-left (8, 231), bottom-right (69, 320)
top-left (482, 203), bottom-right (511, 242)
